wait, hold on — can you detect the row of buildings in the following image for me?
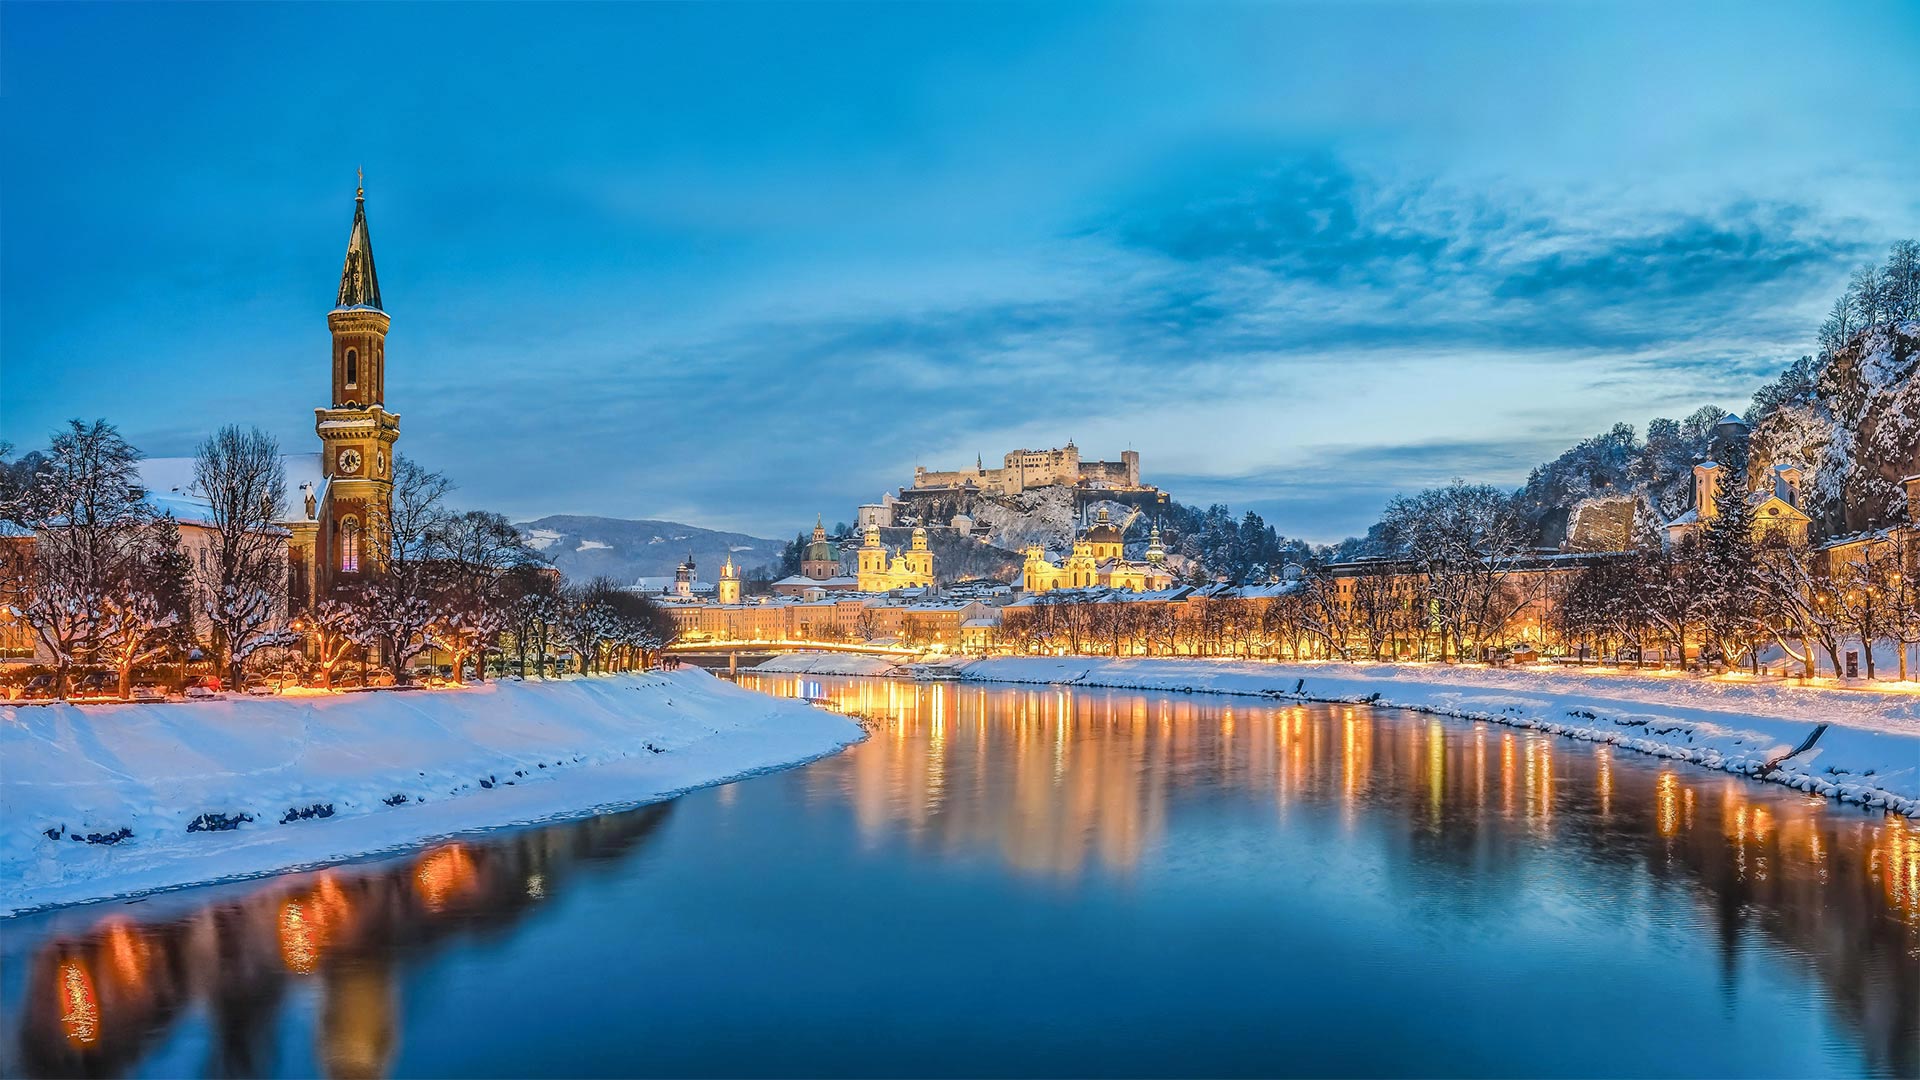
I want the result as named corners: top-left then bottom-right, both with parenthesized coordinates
top-left (654, 417), bottom-right (1917, 666)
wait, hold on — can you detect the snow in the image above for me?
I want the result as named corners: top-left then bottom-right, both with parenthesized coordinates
top-left (0, 670), bottom-right (862, 915)
top-left (939, 657), bottom-right (1920, 816)
top-left (523, 528), bottom-right (563, 551)
top-left (575, 539), bottom-right (611, 552)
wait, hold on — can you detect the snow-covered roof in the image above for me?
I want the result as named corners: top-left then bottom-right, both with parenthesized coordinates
top-left (134, 457), bottom-right (214, 526)
top-left (628, 577), bottom-right (715, 592)
top-left (138, 454), bottom-right (326, 528)
top-left (772, 574), bottom-right (859, 588)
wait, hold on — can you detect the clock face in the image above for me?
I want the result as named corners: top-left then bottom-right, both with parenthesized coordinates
top-left (338, 448), bottom-right (363, 475)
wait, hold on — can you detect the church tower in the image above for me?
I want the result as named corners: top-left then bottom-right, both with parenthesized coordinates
top-left (718, 555), bottom-right (741, 605)
top-left (315, 178), bottom-right (401, 584)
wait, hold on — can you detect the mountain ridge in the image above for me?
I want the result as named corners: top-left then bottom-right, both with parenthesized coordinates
top-left (515, 514), bottom-right (785, 584)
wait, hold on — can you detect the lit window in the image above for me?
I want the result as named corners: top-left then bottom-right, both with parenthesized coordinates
top-left (345, 349), bottom-right (358, 388)
top-left (341, 518), bottom-right (361, 573)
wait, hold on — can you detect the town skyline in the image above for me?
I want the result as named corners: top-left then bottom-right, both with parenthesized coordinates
top-left (5, 3), bottom-right (1919, 543)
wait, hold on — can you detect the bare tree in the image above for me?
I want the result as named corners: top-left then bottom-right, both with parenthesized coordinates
top-left (97, 518), bottom-right (190, 697)
top-left (194, 425), bottom-right (290, 688)
top-left (430, 510), bottom-right (538, 683)
top-left (358, 456), bottom-right (451, 684)
top-left (1755, 534), bottom-right (1845, 678)
top-left (9, 420), bottom-right (149, 698)
top-left (1379, 482), bottom-right (1534, 661)
top-left (299, 595), bottom-right (368, 690)
top-left (502, 564), bottom-right (563, 678)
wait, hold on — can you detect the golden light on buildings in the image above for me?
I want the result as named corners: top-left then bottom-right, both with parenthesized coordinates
top-left (57, 958), bottom-right (99, 1047)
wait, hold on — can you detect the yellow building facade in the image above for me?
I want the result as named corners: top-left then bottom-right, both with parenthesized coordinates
top-left (855, 525), bottom-right (935, 592)
top-left (1022, 508), bottom-right (1176, 594)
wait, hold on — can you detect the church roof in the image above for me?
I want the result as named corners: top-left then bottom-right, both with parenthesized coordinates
top-left (335, 186), bottom-right (383, 311)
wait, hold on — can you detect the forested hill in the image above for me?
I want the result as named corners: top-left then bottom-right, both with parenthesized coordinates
top-left (1157, 241), bottom-right (1918, 579)
top-left (1511, 241), bottom-right (1918, 546)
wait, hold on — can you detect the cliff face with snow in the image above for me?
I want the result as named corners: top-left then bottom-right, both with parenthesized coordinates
top-left (1799, 321), bottom-right (1918, 533)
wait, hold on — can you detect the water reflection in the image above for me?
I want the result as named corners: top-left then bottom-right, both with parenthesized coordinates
top-left (749, 674), bottom-right (1918, 1073)
top-left (6, 806), bottom-right (671, 1078)
top-left (3, 677), bottom-right (1916, 1078)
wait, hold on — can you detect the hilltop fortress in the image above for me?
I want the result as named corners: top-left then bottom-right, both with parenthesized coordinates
top-left (910, 441), bottom-right (1154, 496)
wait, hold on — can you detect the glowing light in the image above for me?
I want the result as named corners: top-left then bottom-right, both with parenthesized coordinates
top-left (58, 959), bottom-right (99, 1047)
top-left (1657, 772), bottom-right (1680, 837)
top-left (280, 900), bottom-right (318, 974)
top-left (414, 844), bottom-right (476, 912)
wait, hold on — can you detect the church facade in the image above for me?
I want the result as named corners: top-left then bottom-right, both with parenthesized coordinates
top-left (1022, 507), bottom-right (1176, 594)
top-left (854, 524), bottom-right (935, 592)
top-left (1661, 414), bottom-right (1811, 548)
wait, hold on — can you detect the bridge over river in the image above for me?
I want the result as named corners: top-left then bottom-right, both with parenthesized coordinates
top-left (665, 639), bottom-right (918, 673)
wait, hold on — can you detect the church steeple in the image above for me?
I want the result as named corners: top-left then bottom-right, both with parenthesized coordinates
top-left (327, 180), bottom-right (392, 409)
top-left (315, 176), bottom-right (401, 594)
top-left (336, 174), bottom-right (383, 311)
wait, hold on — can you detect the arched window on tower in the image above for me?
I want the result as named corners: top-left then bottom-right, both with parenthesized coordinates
top-left (340, 517), bottom-right (361, 574)
top-left (344, 349), bottom-right (358, 389)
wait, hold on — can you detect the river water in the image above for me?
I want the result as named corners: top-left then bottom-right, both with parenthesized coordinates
top-left (2, 675), bottom-right (1915, 1078)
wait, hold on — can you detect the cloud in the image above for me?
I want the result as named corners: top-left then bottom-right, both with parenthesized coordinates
top-left (1100, 153), bottom-right (1870, 354)
top-left (341, 151), bottom-right (1884, 541)
top-left (1110, 154), bottom-right (1458, 285)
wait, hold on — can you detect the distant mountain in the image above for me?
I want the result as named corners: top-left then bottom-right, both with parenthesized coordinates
top-left (515, 515), bottom-right (785, 585)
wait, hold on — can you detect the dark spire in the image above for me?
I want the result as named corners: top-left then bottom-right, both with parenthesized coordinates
top-left (335, 174), bottom-right (383, 311)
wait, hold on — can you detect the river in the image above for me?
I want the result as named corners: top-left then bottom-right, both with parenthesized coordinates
top-left (3, 674), bottom-right (1915, 1077)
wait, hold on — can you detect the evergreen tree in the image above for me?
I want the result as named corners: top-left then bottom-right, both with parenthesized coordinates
top-left (1695, 455), bottom-right (1763, 670)
top-left (146, 512), bottom-right (198, 655)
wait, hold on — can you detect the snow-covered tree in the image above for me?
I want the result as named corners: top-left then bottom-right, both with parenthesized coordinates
top-left (7, 420), bottom-right (149, 698)
top-left (1693, 471), bottom-right (1764, 670)
top-left (429, 510), bottom-right (538, 683)
top-left (357, 456), bottom-right (452, 684)
top-left (1379, 481), bottom-right (1535, 660)
top-left (501, 564), bottom-right (564, 678)
top-left (299, 595), bottom-right (368, 690)
top-left (194, 425), bottom-right (291, 688)
top-left (95, 516), bottom-right (196, 697)
top-left (1754, 534), bottom-right (1845, 678)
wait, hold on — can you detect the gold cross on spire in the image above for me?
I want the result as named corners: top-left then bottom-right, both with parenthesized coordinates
top-left (356, 166), bottom-right (364, 198)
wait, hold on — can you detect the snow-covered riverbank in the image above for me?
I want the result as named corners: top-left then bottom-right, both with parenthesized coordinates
top-left (0, 670), bottom-right (863, 915)
top-left (937, 657), bottom-right (1920, 815)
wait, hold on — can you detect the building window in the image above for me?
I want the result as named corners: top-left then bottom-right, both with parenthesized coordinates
top-left (345, 349), bottom-right (358, 388)
top-left (341, 517), bottom-right (361, 574)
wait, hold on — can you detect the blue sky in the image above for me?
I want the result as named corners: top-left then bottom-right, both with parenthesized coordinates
top-left (4, 2), bottom-right (1917, 542)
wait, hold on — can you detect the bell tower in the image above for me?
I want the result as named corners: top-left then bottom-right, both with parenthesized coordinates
top-left (315, 176), bottom-right (401, 583)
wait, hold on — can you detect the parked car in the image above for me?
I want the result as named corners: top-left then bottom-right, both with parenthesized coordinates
top-left (14, 674), bottom-right (57, 701)
top-left (72, 671), bottom-right (120, 699)
top-left (182, 675), bottom-right (223, 700)
top-left (130, 683), bottom-right (167, 702)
